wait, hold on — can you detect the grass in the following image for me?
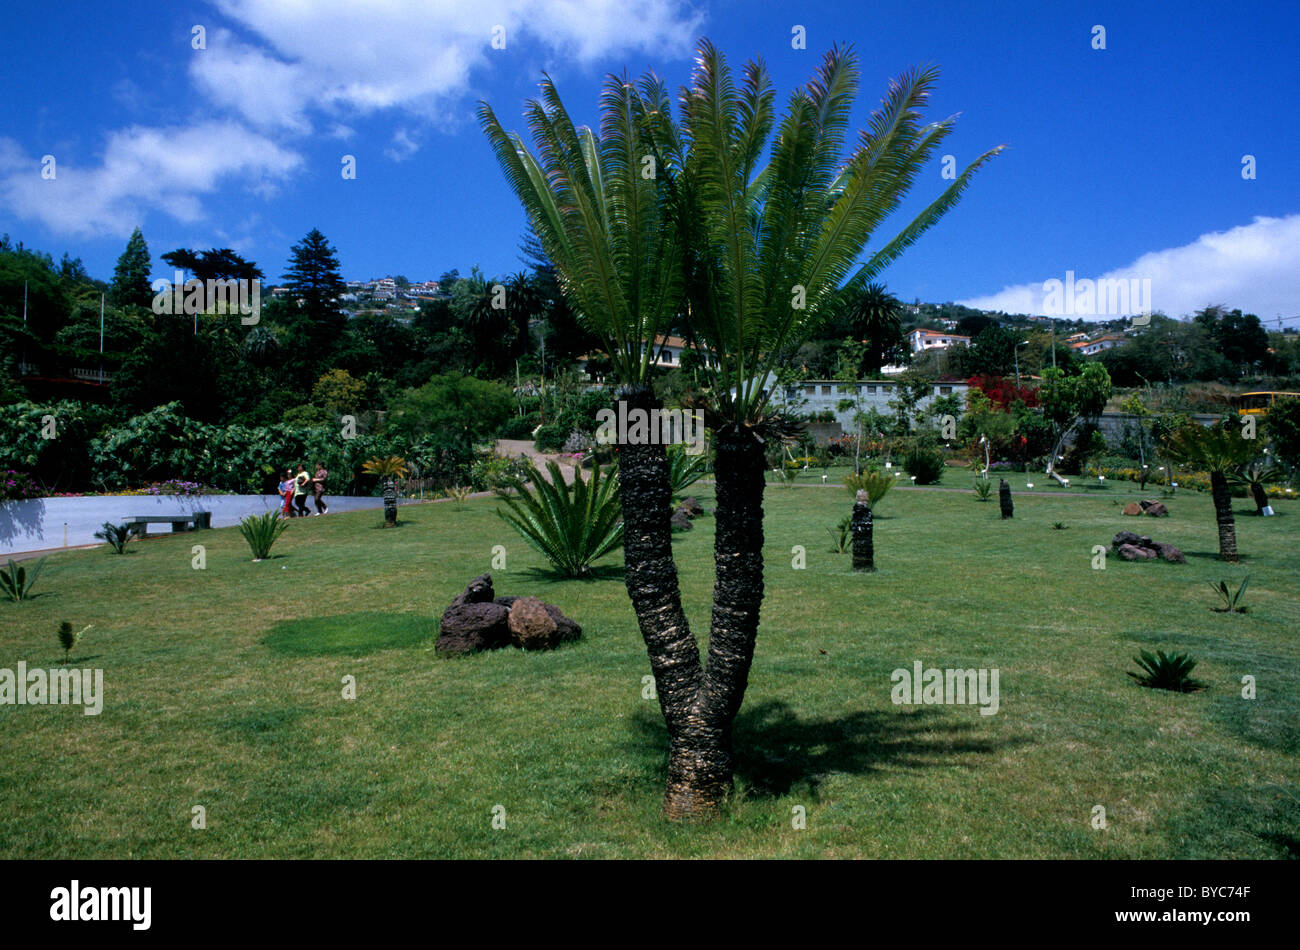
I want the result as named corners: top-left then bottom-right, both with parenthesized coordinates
top-left (0, 486), bottom-right (1297, 859)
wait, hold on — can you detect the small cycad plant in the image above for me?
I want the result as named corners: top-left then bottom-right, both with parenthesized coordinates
top-left (94, 522), bottom-right (134, 554)
top-left (1, 557), bottom-right (45, 603)
top-left (828, 515), bottom-right (851, 554)
top-left (238, 511), bottom-right (289, 561)
top-left (1209, 576), bottom-right (1249, 613)
top-left (667, 443), bottom-right (708, 505)
top-left (495, 460), bottom-right (623, 578)
top-left (57, 621), bottom-right (92, 663)
top-left (844, 469), bottom-right (897, 506)
top-left (972, 479), bottom-right (993, 502)
top-left (1127, 649), bottom-right (1207, 693)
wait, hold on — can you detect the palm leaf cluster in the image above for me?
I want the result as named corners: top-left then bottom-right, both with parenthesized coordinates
top-left (1161, 421), bottom-right (1260, 473)
top-left (478, 74), bottom-right (682, 384)
top-left (667, 443), bottom-right (708, 503)
top-left (495, 460), bottom-right (623, 578)
top-left (844, 468), bottom-right (897, 506)
top-left (637, 41), bottom-right (1003, 426)
top-left (1127, 649), bottom-right (1208, 693)
top-left (238, 511), bottom-right (288, 561)
top-left (1, 557), bottom-right (45, 602)
top-left (94, 522), bottom-right (133, 554)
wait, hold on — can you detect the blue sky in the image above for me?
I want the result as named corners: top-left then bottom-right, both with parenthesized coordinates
top-left (2, 0), bottom-right (1298, 323)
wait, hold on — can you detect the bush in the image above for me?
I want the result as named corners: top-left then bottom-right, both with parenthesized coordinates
top-left (903, 444), bottom-right (945, 485)
top-left (533, 423), bottom-right (568, 453)
top-left (1, 557), bottom-right (45, 602)
top-left (496, 414), bottom-right (541, 440)
top-left (844, 469), bottom-right (898, 506)
top-left (494, 460), bottom-right (623, 578)
top-left (1127, 649), bottom-right (1207, 693)
top-left (237, 511), bottom-right (289, 561)
top-left (94, 522), bottom-right (133, 554)
top-left (0, 469), bottom-right (40, 501)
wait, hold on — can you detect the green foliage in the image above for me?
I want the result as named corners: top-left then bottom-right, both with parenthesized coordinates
top-left (1052, 521), bottom-right (1067, 530)
top-left (110, 227), bottom-right (152, 309)
top-left (94, 522), bottom-right (133, 554)
top-left (362, 455), bottom-right (408, 479)
top-left (1265, 397), bottom-right (1300, 473)
top-left (0, 557), bottom-right (45, 602)
top-left (972, 478), bottom-right (993, 501)
top-left (496, 414), bottom-right (540, 440)
top-left (533, 423), bottom-right (568, 453)
top-left (844, 469), bottom-right (898, 506)
top-left (494, 460), bottom-right (623, 578)
top-left (903, 443), bottom-right (946, 484)
top-left (385, 372), bottom-right (514, 449)
top-left (57, 621), bottom-right (91, 662)
top-left (667, 443), bottom-right (708, 504)
top-left (828, 515), bottom-right (851, 554)
top-left (237, 511), bottom-right (289, 561)
top-left (1162, 420), bottom-right (1261, 474)
top-left (1210, 576), bottom-right (1250, 613)
top-left (1127, 649), bottom-right (1208, 693)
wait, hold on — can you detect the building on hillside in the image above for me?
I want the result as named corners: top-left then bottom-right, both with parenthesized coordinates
top-left (738, 372), bottom-right (969, 434)
top-left (1070, 333), bottom-right (1127, 356)
top-left (576, 334), bottom-right (716, 380)
top-left (906, 328), bottom-right (971, 354)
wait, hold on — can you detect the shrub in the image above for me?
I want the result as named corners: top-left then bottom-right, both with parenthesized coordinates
top-left (237, 511), bottom-right (289, 561)
top-left (1127, 649), bottom-right (1207, 692)
top-left (1210, 576), bottom-right (1249, 613)
top-left (667, 443), bottom-right (707, 504)
top-left (0, 557), bottom-right (45, 602)
top-left (57, 621), bottom-right (91, 663)
top-left (972, 479), bottom-right (993, 502)
top-left (0, 470), bottom-right (41, 502)
top-left (533, 423), bottom-right (568, 453)
top-left (828, 515), bottom-right (850, 554)
top-left (903, 444), bottom-right (945, 485)
top-left (844, 469), bottom-right (898, 506)
top-left (495, 460), bottom-right (623, 578)
top-left (496, 414), bottom-right (541, 440)
top-left (94, 522), bottom-right (133, 554)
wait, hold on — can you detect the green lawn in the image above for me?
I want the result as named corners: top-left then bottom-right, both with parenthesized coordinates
top-left (1, 482), bottom-right (1297, 859)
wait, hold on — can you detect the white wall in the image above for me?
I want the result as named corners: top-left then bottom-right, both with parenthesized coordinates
top-left (0, 494), bottom-right (404, 557)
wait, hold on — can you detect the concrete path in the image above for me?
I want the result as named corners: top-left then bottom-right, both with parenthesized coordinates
top-left (494, 439), bottom-right (580, 485)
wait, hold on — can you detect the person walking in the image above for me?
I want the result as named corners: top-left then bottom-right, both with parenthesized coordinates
top-left (279, 469), bottom-right (295, 518)
top-left (293, 463), bottom-right (311, 517)
top-left (312, 461), bottom-right (329, 515)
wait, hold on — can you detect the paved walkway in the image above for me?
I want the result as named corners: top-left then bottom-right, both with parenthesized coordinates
top-left (494, 439), bottom-right (580, 485)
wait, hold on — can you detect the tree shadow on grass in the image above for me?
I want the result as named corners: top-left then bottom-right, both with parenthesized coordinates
top-left (625, 699), bottom-right (1026, 801)
top-left (513, 563), bottom-right (626, 584)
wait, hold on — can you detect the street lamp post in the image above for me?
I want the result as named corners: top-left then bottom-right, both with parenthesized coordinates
top-left (1014, 340), bottom-right (1029, 388)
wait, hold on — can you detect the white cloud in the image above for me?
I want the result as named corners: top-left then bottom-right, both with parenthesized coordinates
top-left (384, 129), bottom-right (420, 163)
top-left (193, 0), bottom-right (703, 132)
top-left (960, 215), bottom-right (1300, 321)
top-left (0, 122), bottom-right (302, 237)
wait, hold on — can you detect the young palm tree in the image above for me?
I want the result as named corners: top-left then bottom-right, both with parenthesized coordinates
top-left (1162, 421), bottom-right (1262, 562)
top-left (481, 40), bottom-right (1000, 819)
top-left (362, 455), bottom-right (408, 526)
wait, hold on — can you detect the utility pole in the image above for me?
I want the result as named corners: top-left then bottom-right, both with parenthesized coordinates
top-left (100, 294), bottom-right (105, 383)
top-left (1051, 319), bottom-right (1056, 369)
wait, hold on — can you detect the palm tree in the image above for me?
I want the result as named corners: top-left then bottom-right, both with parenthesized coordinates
top-left (362, 455), bottom-right (408, 526)
top-left (839, 283), bottom-right (904, 376)
top-left (481, 40), bottom-right (1000, 820)
top-left (1162, 422), bottom-right (1261, 562)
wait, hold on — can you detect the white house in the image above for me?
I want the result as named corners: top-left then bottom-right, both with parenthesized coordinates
top-left (1070, 333), bottom-right (1126, 356)
top-left (907, 328), bottom-right (971, 354)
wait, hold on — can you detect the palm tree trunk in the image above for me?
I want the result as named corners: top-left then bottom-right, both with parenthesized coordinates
top-left (671, 422), bottom-right (766, 816)
top-left (1210, 470), bottom-right (1238, 562)
top-left (383, 478), bottom-right (397, 526)
top-left (616, 385), bottom-right (707, 817)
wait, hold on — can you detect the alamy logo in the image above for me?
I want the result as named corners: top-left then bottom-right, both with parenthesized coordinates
top-left (0, 663), bottom-right (103, 716)
top-left (150, 272), bottom-right (260, 325)
top-left (1040, 270), bottom-right (1151, 318)
top-left (50, 880), bottom-right (151, 930)
top-left (890, 660), bottom-right (1000, 716)
top-left (595, 401), bottom-right (705, 455)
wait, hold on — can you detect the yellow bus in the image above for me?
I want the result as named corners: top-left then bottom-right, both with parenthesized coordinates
top-left (1237, 391), bottom-right (1300, 415)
